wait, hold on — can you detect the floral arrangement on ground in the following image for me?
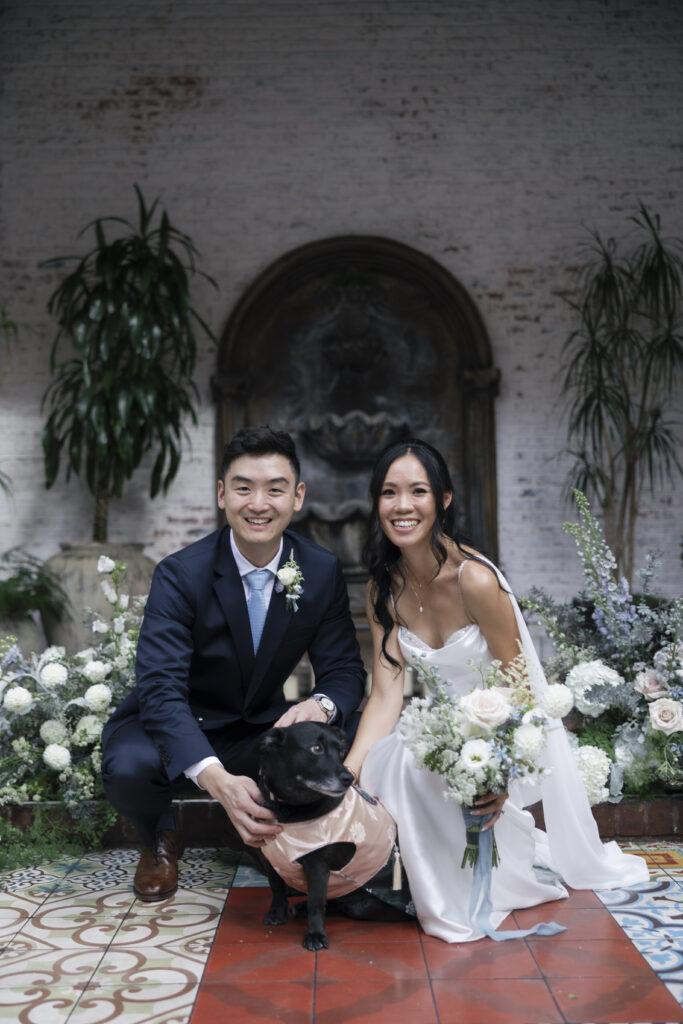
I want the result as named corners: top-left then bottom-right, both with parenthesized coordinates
top-left (522, 490), bottom-right (683, 801)
top-left (0, 556), bottom-right (142, 848)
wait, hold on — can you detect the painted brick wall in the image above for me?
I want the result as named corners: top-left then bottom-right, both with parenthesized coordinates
top-left (1, 0), bottom-right (681, 599)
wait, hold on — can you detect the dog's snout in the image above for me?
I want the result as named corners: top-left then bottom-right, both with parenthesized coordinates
top-left (339, 767), bottom-right (355, 787)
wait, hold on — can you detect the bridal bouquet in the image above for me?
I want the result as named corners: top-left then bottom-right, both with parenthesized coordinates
top-left (399, 648), bottom-right (574, 868)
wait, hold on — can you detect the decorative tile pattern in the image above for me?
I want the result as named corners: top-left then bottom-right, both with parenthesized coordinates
top-left (0, 843), bottom-right (681, 1023)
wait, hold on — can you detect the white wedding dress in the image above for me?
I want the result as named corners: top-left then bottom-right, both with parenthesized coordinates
top-left (360, 567), bottom-right (650, 943)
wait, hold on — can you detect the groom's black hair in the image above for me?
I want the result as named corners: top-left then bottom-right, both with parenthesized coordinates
top-left (220, 425), bottom-right (301, 482)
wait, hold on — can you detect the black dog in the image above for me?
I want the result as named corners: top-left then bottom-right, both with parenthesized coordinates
top-left (255, 721), bottom-right (411, 950)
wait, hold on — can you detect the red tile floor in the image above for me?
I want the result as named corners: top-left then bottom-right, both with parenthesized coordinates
top-left (190, 845), bottom-right (683, 1024)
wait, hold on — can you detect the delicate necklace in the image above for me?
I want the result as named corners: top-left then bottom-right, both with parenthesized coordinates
top-left (403, 566), bottom-right (435, 614)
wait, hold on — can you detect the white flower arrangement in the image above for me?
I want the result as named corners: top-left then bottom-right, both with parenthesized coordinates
top-left (275, 549), bottom-right (304, 612)
top-left (573, 745), bottom-right (611, 805)
top-left (523, 491), bottom-right (683, 797)
top-left (399, 647), bottom-right (574, 866)
top-left (0, 556), bottom-right (143, 836)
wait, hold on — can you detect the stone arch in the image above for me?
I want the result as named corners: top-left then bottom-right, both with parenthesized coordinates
top-left (213, 235), bottom-right (500, 600)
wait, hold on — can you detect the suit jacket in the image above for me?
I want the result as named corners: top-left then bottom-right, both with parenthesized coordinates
top-left (103, 526), bottom-right (366, 781)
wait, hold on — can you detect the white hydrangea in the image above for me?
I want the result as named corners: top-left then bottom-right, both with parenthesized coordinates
top-left (565, 660), bottom-right (624, 717)
top-left (97, 555), bottom-right (116, 574)
top-left (574, 745), bottom-right (611, 805)
top-left (39, 662), bottom-right (68, 688)
top-left (539, 684), bottom-right (574, 720)
top-left (100, 580), bottom-right (118, 604)
top-left (3, 686), bottom-right (33, 713)
top-left (73, 715), bottom-right (104, 745)
top-left (91, 620), bottom-right (109, 634)
top-left (39, 646), bottom-right (66, 664)
top-left (82, 660), bottom-right (112, 684)
top-left (84, 683), bottom-right (112, 712)
top-left (512, 723), bottom-right (546, 760)
top-left (40, 719), bottom-right (68, 745)
top-left (43, 743), bottom-right (72, 771)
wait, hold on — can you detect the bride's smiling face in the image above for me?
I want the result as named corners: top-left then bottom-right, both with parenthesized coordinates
top-left (378, 453), bottom-right (451, 549)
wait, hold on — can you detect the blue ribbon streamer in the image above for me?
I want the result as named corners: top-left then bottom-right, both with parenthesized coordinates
top-left (463, 807), bottom-right (566, 941)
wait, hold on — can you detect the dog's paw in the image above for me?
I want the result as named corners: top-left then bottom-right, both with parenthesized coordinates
top-left (263, 904), bottom-right (290, 927)
top-left (302, 929), bottom-right (329, 951)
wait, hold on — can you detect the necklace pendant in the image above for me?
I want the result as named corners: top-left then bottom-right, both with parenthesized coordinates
top-left (418, 604), bottom-right (423, 613)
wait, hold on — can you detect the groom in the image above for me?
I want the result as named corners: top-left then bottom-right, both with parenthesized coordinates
top-left (102, 425), bottom-right (366, 901)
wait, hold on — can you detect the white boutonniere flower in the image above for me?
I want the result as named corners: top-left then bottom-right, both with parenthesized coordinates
top-left (275, 549), bottom-right (304, 612)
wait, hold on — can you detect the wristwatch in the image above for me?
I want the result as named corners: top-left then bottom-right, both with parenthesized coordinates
top-left (311, 693), bottom-right (337, 723)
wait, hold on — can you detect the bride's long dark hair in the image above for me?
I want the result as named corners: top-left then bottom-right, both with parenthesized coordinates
top-left (362, 438), bottom-right (474, 669)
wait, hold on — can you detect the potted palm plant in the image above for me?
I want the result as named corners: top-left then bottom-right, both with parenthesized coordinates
top-left (40, 185), bottom-right (216, 650)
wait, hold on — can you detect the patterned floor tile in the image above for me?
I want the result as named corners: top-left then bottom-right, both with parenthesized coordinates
top-left (0, 946), bottom-right (103, 989)
top-left (72, 982), bottom-right (199, 1023)
top-left (0, 986), bottom-right (79, 1021)
top-left (89, 946), bottom-right (207, 988)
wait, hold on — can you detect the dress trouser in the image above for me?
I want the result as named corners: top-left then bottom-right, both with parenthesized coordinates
top-left (101, 718), bottom-right (271, 846)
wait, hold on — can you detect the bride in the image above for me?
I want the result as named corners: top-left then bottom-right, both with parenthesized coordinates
top-left (344, 439), bottom-right (649, 943)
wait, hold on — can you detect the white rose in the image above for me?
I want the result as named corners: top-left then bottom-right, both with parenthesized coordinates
top-left (3, 686), bottom-right (33, 713)
top-left (43, 743), bottom-right (71, 770)
top-left (512, 723), bottom-right (546, 760)
top-left (100, 580), bottom-right (118, 604)
top-left (91, 620), bottom-right (108, 634)
top-left (459, 738), bottom-right (492, 770)
top-left (648, 698), bottom-right (683, 736)
top-left (539, 684), bottom-right (574, 720)
top-left (40, 719), bottom-right (68, 744)
top-left (277, 566), bottom-right (298, 587)
top-left (39, 662), bottom-right (68, 688)
top-left (634, 669), bottom-right (669, 701)
top-left (84, 683), bottom-right (112, 712)
top-left (97, 555), bottom-right (116, 574)
top-left (460, 687), bottom-right (512, 734)
top-left (73, 715), bottom-right (103, 745)
top-left (82, 660), bottom-right (112, 684)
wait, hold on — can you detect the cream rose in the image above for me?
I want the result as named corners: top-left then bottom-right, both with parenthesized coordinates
top-left (648, 698), bottom-right (683, 736)
top-left (634, 669), bottom-right (669, 701)
top-left (277, 566), bottom-right (298, 587)
top-left (460, 687), bottom-right (512, 734)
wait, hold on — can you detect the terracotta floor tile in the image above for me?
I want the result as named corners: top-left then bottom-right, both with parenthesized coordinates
top-left (203, 942), bottom-right (316, 982)
top-left (548, 974), bottom-right (683, 1022)
top-left (314, 942), bottom-right (428, 982)
top-left (560, 888), bottom-right (604, 909)
top-left (190, 980), bottom-right (313, 1023)
top-left (513, 905), bottom-right (626, 940)
top-left (432, 977), bottom-right (562, 1024)
top-left (424, 939), bottom-right (541, 979)
top-left (528, 937), bottom-right (657, 977)
top-left (419, 913), bottom-right (518, 942)
top-left (314, 978), bottom-right (437, 1024)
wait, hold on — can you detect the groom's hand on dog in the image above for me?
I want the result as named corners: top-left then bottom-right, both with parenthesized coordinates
top-left (197, 764), bottom-right (282, 847)
top-left (274, 698), bottom-right (328, 727)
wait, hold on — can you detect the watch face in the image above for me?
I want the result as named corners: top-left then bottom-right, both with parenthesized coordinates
top-left (316, 696), bottom-right (334, 715)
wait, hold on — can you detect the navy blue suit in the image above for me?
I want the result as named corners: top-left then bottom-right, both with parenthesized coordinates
top-left (102, 526), bottom-right (366, 842)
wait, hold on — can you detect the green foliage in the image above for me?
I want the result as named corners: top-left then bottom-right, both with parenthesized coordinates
top-left (0, 803), bottom-right (116, 872)
top-left (0, 548), bottom-right (69, 620)
top-left (560, 203), bottom-right (683, 582)
top-left (41, 185), bottom-right (217, 542)
top-left (575, 720), bottom-right (617, 759)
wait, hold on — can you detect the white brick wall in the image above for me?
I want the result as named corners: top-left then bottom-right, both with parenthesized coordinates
top-left (1, 0), bottom-right (681, 599)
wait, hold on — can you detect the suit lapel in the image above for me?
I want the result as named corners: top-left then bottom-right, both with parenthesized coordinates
top-left (244, 542), bottom-right (295, 706)
top-left (212, 532), bottom-right (254, 684)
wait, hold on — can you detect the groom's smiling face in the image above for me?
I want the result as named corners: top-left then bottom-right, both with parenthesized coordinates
top-left (218, 453), bottom-right (305, 565)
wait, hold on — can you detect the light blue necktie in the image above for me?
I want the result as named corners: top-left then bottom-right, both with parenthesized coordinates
top-left (246, 569), bottom-right (271, 653)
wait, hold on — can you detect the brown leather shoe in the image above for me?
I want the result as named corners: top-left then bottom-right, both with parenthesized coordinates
top-left (133, 830), bottom-right (183, 902)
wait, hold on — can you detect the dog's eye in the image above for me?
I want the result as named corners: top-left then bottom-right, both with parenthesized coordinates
top-left (310, 743), bottom-right (324, 755)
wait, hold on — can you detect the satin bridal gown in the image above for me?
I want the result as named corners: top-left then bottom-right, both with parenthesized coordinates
top-left (360, 565), bottom-right (649, 944)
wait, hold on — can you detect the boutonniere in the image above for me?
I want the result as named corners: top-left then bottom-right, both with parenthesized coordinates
top-left (275, 549), bottom-right (304, 612)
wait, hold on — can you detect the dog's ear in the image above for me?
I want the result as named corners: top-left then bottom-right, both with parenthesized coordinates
top-left (328, 726), bottom-right (349, 758)
top-left (258, 728), bottom-right (286, 753)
